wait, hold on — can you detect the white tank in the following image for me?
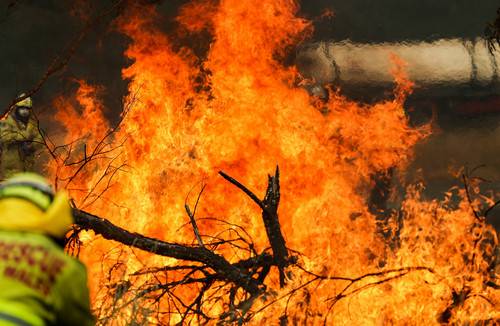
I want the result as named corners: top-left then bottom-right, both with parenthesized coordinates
top-left (296, 38), bottom-right (500, 90)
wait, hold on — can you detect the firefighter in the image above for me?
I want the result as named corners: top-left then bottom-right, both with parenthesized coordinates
top-left (0, 94), bottom-right (44, 179)
top-left (0, 173), bottom-right (94, 325)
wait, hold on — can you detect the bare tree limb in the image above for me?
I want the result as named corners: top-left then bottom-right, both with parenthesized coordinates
top-left (219, 166), bottom-right (291, 287)
top-left (72, 208), bottom-right (263, 296)
top-left (185, 184), bottom-right (206, 247)
top-left (218, 171), bottom-right (265, 210)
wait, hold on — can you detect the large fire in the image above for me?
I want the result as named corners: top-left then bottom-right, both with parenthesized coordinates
top-left (46, 0), bottom-right (499, 324)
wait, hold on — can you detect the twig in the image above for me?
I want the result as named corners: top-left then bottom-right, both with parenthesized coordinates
top-left (462, 173), bottom-right (484, 222)
top-left (185, 184), bottom-right (206, 247)
top-left (218, 171), bottom-right (265, 210)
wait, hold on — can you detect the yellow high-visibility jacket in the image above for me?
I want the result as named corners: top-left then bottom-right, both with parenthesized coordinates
top-left (0, 115), bottom-right (43, 179)
top-left (0, 193), bottom-right (94, 326)
top-left (0, 230), bottom-right (94, 325)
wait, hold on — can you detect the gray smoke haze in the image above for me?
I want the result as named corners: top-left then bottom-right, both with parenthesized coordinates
top-left (1, 0), bottom-right (500, 227)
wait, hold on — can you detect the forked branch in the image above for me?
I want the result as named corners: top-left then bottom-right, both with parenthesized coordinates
top-left (219, 166), bottom-right (291, 287)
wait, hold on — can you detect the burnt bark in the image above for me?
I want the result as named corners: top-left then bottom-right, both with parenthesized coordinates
top-left (219, 166), bottom-right (291, 287)
top-left (261, 167), bottom-right (289, 287)
top-left (73, 209), bottom-right (262, 295)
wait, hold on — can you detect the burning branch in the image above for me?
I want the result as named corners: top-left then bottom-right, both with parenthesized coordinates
top-left (69, 167), bottom-right (297, 322)
top-left (184, 184), bottom-right (206, 247)
top-left (70, 169), bottom-right (453, 324)
top-left (73, 208), bottom-right (263, 296)
top-left (461, 168), bottom-right (500, 283)
top-left (219, 166), bottom-right (292, 287)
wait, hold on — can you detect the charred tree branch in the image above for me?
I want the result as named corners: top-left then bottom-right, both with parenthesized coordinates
top-left (184, 184), bottom-right (206, 247)
top-left (262, 166), bottom-right (289, 287)
top-left (218, 171), bottom-right (265, 210)
top-left (219, 166), bottom-right (291, 287)
top-left (72, 208), bottom-right (262, 296)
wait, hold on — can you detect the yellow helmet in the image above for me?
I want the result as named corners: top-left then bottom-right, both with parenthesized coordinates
top-left (0, 173), bottom-right (73, 238)
top-left (15, 93), bottom-right (33, 109)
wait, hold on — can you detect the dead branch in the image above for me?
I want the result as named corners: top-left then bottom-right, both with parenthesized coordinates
top-left (73, 168), bottom-right (293, 323)
top-left (71, 167), bottom-right (450, 325)
top-left (73, 208), bottom-right (263, 296)
top-left (184, 184), bottom-right (206, 247)
top-left (219, 166), bottom-right (291, 287)
top-left (218, 171), bottom-right (264, 210)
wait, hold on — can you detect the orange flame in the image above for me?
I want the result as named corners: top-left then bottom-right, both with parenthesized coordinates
top-left (47, 1), bottom-right (498, 324)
